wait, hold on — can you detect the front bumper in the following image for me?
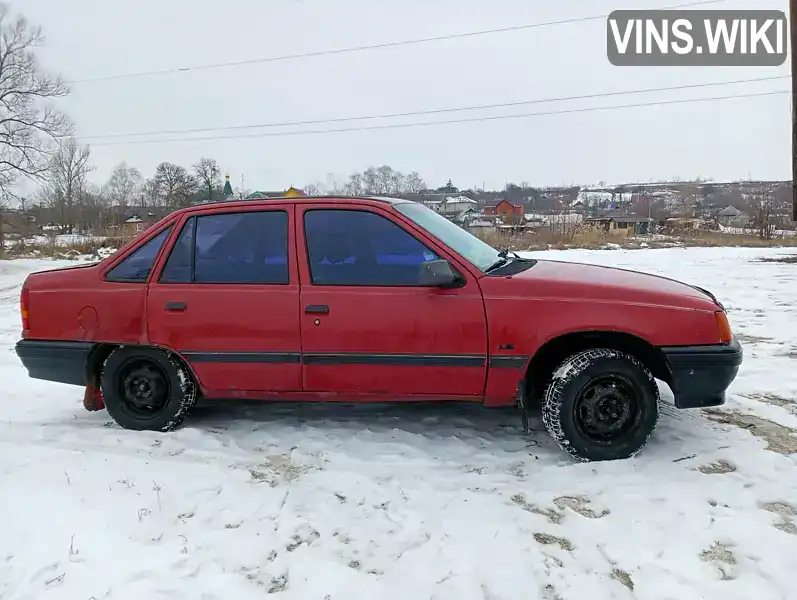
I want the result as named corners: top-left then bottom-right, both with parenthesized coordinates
top-left (15, 339), bottom-right (93, 386)
top-left (661, 338), bottom-right (743, 409)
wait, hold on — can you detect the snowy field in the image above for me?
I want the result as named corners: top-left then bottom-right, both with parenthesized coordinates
top-left (1, 247), bottom-right (797, 600)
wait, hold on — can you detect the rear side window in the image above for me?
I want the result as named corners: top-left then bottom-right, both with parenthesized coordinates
top-left (105, 226), bottom-right (173, 282)
top-left (158, 211), bottom-right (289, 284)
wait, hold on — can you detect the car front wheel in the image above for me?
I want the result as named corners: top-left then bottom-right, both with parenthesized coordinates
top-left (101, 346), bottom-right (197, 431)
top-left (541, 348), bottom-right (659, 461)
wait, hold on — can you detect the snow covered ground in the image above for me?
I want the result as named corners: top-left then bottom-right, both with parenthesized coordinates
top-left (1, 247), bottom-right (796, 600)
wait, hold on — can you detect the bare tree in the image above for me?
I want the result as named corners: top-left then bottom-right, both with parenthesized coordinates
top-left (331, 166), bottom-right (426, 196)
top-left (104, 162), bottom-right (142, 209)
top-left (141, 177), bottom-right (160, 209)
top-left (0, 188), bottom-right (10, 256)
top-left (403, 171), bottom-right (426, 194)
top-left (746, 186), bottom-right (787, 240)
top-left (546, 208), bottom-right (582, 243)
top-left (76, 182), bottom-right (109, 233)
top-left (234, 185), bottom-right (252, 200)
top-left (42, 138), bottom-right (92, 233)
top-left (0, 4), bottom-right (70, 196)
top-left (193, 157), bottom-right (221, 203)
top-left (152, 162), bottom-right (196, 208)
top-left (340, 172), bottom-right (363, 196)
top-left (303, 182), bottom-right (324, 196)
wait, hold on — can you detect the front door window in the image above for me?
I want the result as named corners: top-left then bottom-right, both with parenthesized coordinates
top-left (304, 209), bottom-right (438, 286)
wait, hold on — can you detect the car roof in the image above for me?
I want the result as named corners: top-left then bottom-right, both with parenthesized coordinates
top-left (176, 195), bottom-right (415, 216)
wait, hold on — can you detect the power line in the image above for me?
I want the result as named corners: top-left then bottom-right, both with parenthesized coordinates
top-left (88, 88), bottom-right (789, 147)
top-left (72, 74), bottom-right (789, 141)
top-left (67, 0), bottom-right (725, 85)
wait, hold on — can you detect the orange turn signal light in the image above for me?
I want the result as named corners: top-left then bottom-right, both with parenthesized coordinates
top-left (20, 287), bottom-right (29, 334)
top-left (715, 310), bottom-right (733, 343)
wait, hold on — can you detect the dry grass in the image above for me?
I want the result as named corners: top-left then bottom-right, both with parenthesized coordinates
top-left (759, 255), bottom-right (797, 264)
top-left (3, 234), bottom-right (128, 260)
top-left (477, 228), bottom-right (612, 251)
top-left (475, 227), bottom-right (797, 252)
top-left (2, 224), bottom-right (796, 261)
top-left (704, 409), bottom-right (797, 455)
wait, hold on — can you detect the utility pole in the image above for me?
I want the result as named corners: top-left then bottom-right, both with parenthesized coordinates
top-left (792, 0), bottom-right (796, 220)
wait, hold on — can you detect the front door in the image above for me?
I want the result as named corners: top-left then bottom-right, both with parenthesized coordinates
top-left (147, 206), bottom-right (301, 394)
top-left (297, 205), bottom-right (488, 397)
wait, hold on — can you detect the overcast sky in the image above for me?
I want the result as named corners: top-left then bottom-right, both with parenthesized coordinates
top-left (17, 0), bottom-right (792, 192)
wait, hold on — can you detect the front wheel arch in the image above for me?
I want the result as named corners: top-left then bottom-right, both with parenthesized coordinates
top-left (522, 330), bottom-right (673, 407)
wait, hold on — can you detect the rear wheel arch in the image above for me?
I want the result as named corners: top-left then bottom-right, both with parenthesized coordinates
top-left (86, 343), bottom-right (201, 392)
top-left (523, 330), bottom-right (673, 406)
top-left (100, 345), bottom-right (199, 431)
top-left (86, 343), bottom-right (117, 389)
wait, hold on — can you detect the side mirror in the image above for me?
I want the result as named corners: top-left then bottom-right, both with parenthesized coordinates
top-left (418, 259), bottom-right (462, 288)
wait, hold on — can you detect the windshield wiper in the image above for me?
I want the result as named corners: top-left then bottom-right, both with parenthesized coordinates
top-left (485, 248), bottom-right (535, 273)
top-left (485, 248), bottom-right (515, 273)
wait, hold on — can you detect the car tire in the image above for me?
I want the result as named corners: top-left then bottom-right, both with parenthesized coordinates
top-left (541, 348), bottom-right (659, 462)
top-left (100, 346), bottom-right (197, 432)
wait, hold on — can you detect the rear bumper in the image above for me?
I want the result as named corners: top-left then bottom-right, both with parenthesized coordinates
top-left (15, 340), bottom-right (92, 386)
top-left (661, 338), bottom-right (743, 409)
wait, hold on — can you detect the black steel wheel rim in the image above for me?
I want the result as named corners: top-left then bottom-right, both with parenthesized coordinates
top-left (117, 358), bottom-right (170, 418)
top-left (573, 374), bottom-right (641, 443)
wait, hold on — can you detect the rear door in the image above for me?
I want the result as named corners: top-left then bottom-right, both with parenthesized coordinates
top-left (297, 203), bottom-right (488, 397)
top-left (147, 205), bottom-right (301, 394)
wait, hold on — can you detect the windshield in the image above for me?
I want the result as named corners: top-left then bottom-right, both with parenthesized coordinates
top-left (395, 202), bottom-right (501, 271)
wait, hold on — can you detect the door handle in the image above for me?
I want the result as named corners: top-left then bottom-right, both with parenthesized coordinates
top-left (165, 301), bottom-right (187, 312)
top-left (305, 304), bottom-right (329, 314)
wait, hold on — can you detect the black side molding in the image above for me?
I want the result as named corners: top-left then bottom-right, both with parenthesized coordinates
top-left (301, 353), bottom-right (486, 367)
top-left (182, 350), bottom-right (530, 369)
top-left (489, 356), bottom-right (529, 369)
top-left (182, 351), bottom-right (301, 364)
top-left (16, 339), bottom-right (532, 389)
top-left (16, 340), bottom-right (93, 386)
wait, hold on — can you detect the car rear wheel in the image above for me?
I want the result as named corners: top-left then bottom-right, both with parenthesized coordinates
top-left (101, 346), bottom-right (197, 431)
top-left (541, 348), bottom-right (659, 461)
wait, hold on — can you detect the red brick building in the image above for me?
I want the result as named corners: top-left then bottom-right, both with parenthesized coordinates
top-left (484, 199), bottom-right (525, 223)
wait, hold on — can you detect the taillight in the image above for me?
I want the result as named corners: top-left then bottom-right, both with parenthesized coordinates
top-left (715, 310), bottom-right (733, 343)
top-left (20, 287), bottom-right (29, 337)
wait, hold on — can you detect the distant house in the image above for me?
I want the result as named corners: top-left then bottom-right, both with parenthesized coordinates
top-left (664, 217), bottom-right (706, 231)
top-left (484, 199), bottom-right (524, 223)
top-left (716, 205), bottom-right (750, 228)
top-left (452, 207), bottom-right (480, 225)
top-left (422, 195), bottom-right (477, 216)
top-left (247, 187), bottom-right (306, 200)
top-left (121, 213), bottom-right (159, 237)
top-left (570, 199), bottom-right (588, 212)
top-left (584, 214), bottom-right (653, 235)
